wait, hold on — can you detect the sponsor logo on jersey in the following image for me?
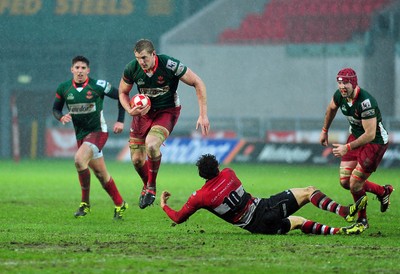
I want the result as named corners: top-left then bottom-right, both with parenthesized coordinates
top-left (68, 103), bottom-right (96, 114)
top-left (166, 59), bottom-right (178, 71)
top-left (86, 91), bottom-right (93, 100)
top-left (346, 116), bottom-right (361, 126)
top-left (361, 99), bottom-right (372, 110)
top-left (67, 93), bottom-right (74, 100)
top-left (139, 86), bottom-right (170, 96)
top-left (157, 76), bottom-right (165, 85)
top-left (175, 63), bottom-right (185, 76)
top-left (96, 79), bottom-right (107, 88)
top-left (361, 109), bottom-right (375, 118)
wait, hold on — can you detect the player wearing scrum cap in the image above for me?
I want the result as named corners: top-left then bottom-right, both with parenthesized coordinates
top-left (319, 68), bottom-right (393, 229)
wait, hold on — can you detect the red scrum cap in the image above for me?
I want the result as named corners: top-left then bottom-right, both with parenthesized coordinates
top-left (336, 68), bottom-right (358, 89)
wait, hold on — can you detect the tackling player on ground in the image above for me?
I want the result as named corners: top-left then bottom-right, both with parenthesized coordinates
top-left (52, 55), bottom-right (128, 220)
top-left (320, 68), bottom-right (393, 229)
top-left (160, 154), bottom-right (367, 235)
top-left (119, 39), bottom-right (210, 209)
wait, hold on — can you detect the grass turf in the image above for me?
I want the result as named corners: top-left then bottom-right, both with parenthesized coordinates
top-left (0, 159), bottom-right (398, 273)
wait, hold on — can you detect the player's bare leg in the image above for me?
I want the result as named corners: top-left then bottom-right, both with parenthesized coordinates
top-left (140, 125), bottom-right (169, 208)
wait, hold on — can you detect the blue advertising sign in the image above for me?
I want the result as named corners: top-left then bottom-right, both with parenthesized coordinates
top-left (160, 138), bottom-right (241, 164)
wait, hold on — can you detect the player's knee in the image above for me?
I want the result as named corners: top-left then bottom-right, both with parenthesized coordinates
top-left (74, 155), bottom-right (86, 170)
top-left (146, 142), bottom-right (160, 156)
top-left (129, 140), bottom-right (146, 167)
top-left (131, 156), bottom-right (144, 168)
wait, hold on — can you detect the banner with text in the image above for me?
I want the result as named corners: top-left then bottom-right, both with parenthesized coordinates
top-left (231, 141), bottom-right (400, 168)
top-left (117, 137), bottom-right (242, 164)
top-left (45, 129), bottom-right (400, 168)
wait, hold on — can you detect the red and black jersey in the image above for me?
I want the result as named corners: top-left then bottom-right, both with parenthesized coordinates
top-left (163, 168), bottom-right (259, 227)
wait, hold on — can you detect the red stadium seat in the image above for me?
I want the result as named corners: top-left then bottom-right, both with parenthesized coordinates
top-left (218, 0), bottom-right (393, 44)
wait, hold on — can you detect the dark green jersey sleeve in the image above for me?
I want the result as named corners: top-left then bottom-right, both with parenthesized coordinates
top-left (103, 85), bottom-right (125, 123)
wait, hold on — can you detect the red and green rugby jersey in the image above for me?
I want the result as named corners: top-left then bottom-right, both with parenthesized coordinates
top-left (122, 54), bottom-right (187, 109)
top-left (333, 88), bottom-right (388, 144)
top-left (55, 77), bottom-right (112, 140)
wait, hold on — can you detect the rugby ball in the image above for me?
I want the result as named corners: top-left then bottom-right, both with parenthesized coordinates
top-left (130, 94), bottom-right (151, 108)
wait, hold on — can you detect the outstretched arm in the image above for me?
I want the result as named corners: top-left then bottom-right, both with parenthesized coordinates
top-left (160, 191), bottom-right (197, 224)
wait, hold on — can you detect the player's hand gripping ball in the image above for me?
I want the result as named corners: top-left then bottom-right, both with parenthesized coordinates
top-left (130, 94), bottom-right (151, 108)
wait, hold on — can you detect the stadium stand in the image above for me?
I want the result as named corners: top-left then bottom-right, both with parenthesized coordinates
top-left (219, 0), bottom-right (393, 44)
